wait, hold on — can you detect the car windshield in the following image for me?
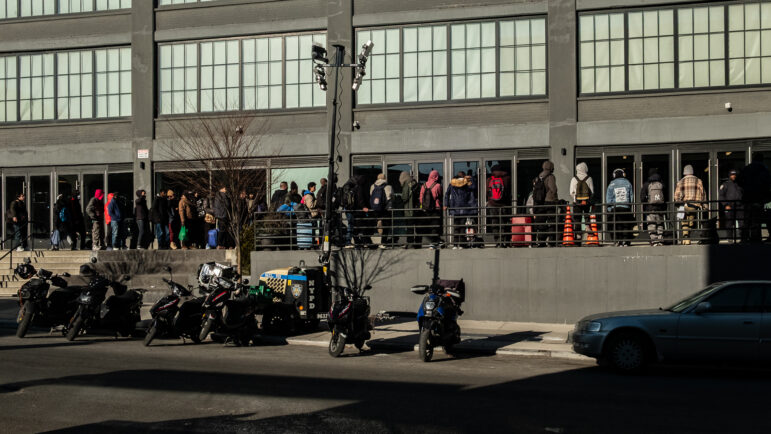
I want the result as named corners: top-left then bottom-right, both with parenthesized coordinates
top-left (665, 283), bottom-right (724, 313)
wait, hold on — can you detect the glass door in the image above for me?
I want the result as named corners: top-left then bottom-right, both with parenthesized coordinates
top-left (29, 175), bottom-right (51, 250)
top-left (4, 176), bottom-right (26, 249)
top-left (680, 152), bottom-right (711, 200)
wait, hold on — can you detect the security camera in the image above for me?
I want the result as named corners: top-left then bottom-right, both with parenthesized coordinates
top-left (353, 121), bottom-right (361, 130)
top-left (725, 102), bottom-right (733, 112)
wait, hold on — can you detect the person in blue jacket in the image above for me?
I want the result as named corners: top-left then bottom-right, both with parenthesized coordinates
top-left (606, 169), bottom-right (634, 246)
top-left (445, 171), bottom-right (478, 249)
top-left (107, 190), bottom-right (125, 249)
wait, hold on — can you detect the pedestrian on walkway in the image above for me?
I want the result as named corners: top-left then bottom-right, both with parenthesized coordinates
top-left (104, 192), bottom-right (114, 249)
top-left (214, 186), bottom-right (232, 249)
top-left (107, 189), bottom-right (125, 249)
top-left (569, 162), bottom-right (595, 244)
top-left (134, 190), bottom-right (149, 249)
top-left (393, 171), bottom-right (418, 248)
top-left (486, 164), bottom-right (511, 248)
top-left (52, 194), bottom-right (71, 251)
top-left (341, 175), bottom-right (371, 247)
top-left (640, 168), bottom-right (666, 246)
top-left (68, 193), bottom-right (86, 250)
top-left (606, 169), bottom-right (633, 246)
top-left (370, 174), bottom-right (393, 247)
top-left (737, 153), bottom-right (771, 242)
top-left (446, 171), bottom-right (477, 249)
top-left (86, 190), bottom-right (104, 251)
top-left (674, 165), bottom-right (706, 245)
top-left (719, 169), bottom-right (743, 242)
top-left (533, 160), bottom-right (558, 247)
top-left (150, 190), bottom-right (170, 250)
top-left (167, 190), bottom-right (180, 250)
top-left (178, 191), bottom-right (196, 250)
top-left (270, 182), bottom-right (288, 211)
top-left (419, 170), bottom-right (443, 247)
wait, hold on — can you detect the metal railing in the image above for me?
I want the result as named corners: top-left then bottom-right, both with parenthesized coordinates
top-left (0, 221), bottom-right (38, 269)
top-left (252, 200), bottom-right (768, 250)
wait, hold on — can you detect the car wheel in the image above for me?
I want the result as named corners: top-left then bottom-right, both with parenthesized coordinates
top-left (606, 333), bottom-right (647, 373)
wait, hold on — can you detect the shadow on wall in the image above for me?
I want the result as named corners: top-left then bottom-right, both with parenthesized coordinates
top-left (706, 244), bottom-right (771, 283)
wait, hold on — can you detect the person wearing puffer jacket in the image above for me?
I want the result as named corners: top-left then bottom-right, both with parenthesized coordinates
top-left (445, 171), bottom-right (477, 249)
top-left (369, 174), bottom-right (393, 247)
top-left (569, 162), bottom-right (595, 244)
top-left (606, 168), bottom-right (634, 246)
top-left (419, 170), bottom-right (443, 247)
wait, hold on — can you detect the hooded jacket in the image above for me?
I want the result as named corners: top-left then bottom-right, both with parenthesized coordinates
top-left (369, 178), bottom-right (394, 211)
top-left (214, 190), bottom-right (231, 221)
top-left (606, 175), bottom-right (633, 210)
top-left (53, 195), bottom-right (71, 232)
top-left (107, 194), bottom-right (122, 223)
top-left (134, 191), bottom-right (148, 221)
top-left (445, 177), bottom-right (477, 216)
top-left (150, 194), bottom-right (169, 225)
top-left (420, 170), bottom-right (442, 210)
top-left (178, 195), bottom-right (196, 224)
top-left (719, 177), bottom-right (743, 207)
top-left (569, 163), bottom-right (595, 203)
top-left (487, 165), bottom-right (511, 207)
top-left (640, 172), bottom-right (666, 212)
top-left (86, 190), bottom-right (104, 221)
top-left (538, 161), bottom-right (559, 203)
top-left (397, 172), bottom-right (418, 217)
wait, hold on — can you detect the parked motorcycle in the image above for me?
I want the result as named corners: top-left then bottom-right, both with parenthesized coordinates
top-left (410, 248), bottom-right (465, 362)
top-left (143, 266), bottom-right (204, 346)
top-left (327, 285), bottom-right (372, 357)
top-left (15, 258), bottom-right (81, 338)
top-left (198, 275), bottom-right (260, 346)
top-left (66, 261), bottom-right (144, 341)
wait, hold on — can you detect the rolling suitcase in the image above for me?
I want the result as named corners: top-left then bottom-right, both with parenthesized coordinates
top-left (208, 229), bottom-right (218, 248)
top-left (296, 222), bottom-right (313, 249)
top-left (511, 216), bottom-right (533, 246)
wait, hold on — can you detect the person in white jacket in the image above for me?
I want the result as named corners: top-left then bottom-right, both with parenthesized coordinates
top-left (569, 162), bottom-right (595, 243)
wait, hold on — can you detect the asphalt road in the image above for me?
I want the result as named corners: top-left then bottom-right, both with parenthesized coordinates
top-left (2, 323), bottom-right (771, 434)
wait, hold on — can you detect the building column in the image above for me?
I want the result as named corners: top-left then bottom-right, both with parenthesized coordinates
top-left (548, 0), bottom-right (578, 199)
top-left (131, 2), bottom-right (155, 196)
top-left (326, 0), bottom-right (353, 184)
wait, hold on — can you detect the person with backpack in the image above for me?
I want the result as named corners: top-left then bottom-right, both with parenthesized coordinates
top-left (446, 171), bottom-right (477, 249)
top-left (486, 164), bottom-right (511, 248)
top-left (341, 175), bottom-right (371, 247)
top-left (419, 170), bottom-right (443, 247)
top-left (85, 190), bottom-right (104, 251)
top-left (640, 168), bottom-right (666, 246)
top-left (674, 165), bottom-right (706, 245)
top-left (533, 160), bottom-right (558, 247)
top-left (52, 194), bottom-right (72, 251)
top-left (718, 169), bottom-right (743, 242)
top-left (569, 162), bottom-right (595, 244)
top-left (369, 174), bottom-right (393, 248)
top-left (606, 169), bottom-right (634, 246)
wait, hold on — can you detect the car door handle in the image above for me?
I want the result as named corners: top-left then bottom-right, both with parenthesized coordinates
top-left (743, 321), bottom-right (754, 325)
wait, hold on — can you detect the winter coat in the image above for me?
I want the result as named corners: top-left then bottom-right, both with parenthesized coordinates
top-left (719, 179), bottom-right (743, 208)
top-left (445, 178), bottom-right (477, 216)
top-left (167, 197), bottom-right (180, 222)
top-left (214, 191), bottom-right (231, 221)
top-left (369, 179), bottom-right (394, 211)
top-left (641, 172), bottom-right (666, 212)
top-left (419, 170), bottom-right (442, 210)
top-left (9, 199), bottom-right (27, 223)
top-left (398, 172), bottom-right (418, 217)
top-left (53, 198), bottom-right (71, 233)
top-left (86, 197), bottom-right (103, 222)
top-left (569, 163), bottom-right (595, 203)
top-left (104, 193), bottom-right (114, 225)
top-left (738, 161), bottom-right (771, 204)
top-left (134, 194), bottom-right (149, 221)
top-left (285, 192), bottom-right (302, 206)
top-left (178, 196), bottom-right (196, 225)
top-left (487, 166), bottom-right (511, 207)
top-left (342, 175), bottom-right (370, 211)
top-left (107, 196), bottom-right (123, 223)
top-left (150, 195), bottom-right (169, 225)
top-left (270, 189), bottom-right (288, 210)
top-left (538, 161), bottom-right (559, 203)
top-left (606, 177), bottom-right (633, 210)
top-left (302, 190), bottom-right (320, 218)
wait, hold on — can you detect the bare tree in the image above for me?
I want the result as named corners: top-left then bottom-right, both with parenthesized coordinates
top-left (161, 114), bottom-right (274, 271)
top-left (332, 248), bottom-right (403, 295)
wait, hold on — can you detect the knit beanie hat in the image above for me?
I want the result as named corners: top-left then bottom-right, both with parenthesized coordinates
top-left (683, 165), bottom-right (694, 176)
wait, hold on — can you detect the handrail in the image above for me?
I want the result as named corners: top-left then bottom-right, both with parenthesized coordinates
top-left (1, 221), bottom-right (38, 269)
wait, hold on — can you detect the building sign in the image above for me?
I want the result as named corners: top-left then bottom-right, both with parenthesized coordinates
top-left (137, 149), bottom-right (150, 159)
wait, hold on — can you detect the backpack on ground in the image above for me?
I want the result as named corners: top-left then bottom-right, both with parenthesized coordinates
top-left (342, 182), bottom-right (357, 210)
top-left (647, 181), bottom-right (664, 204)
top-left (489, 176), bottom-right (505, 202)
top-left (59, 207), bottom-right (69, 223)
top-left (370, 184), bottom-right (388, 212)
top-left (574, 175), bottom-right (591, 202)
top-left (421, 184), bottom-right (436, 211)
top-left (532, 176), bottom-right (547, 205)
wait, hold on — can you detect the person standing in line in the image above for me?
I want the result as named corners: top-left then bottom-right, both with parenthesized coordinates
top-left (201, 190), bottom-right (216, 249)
top-left (419, 170), bottom-right (443, 248)
top-left (737, 153), bottom-right (771, 242)
top-left (167, 190), bottom-right (180, 250)
top-left (85, 190), bottom-right (104, 251)
top-left (270, 182), bottom-right (288, 211)
top-left (316, 178), bottom-right (328, 212)
top-left (533, 160), bottom-right (558, 247)
top-left (107, 189), bottom-right (125, 250)
top-left (394, 171), bottom-right (419, 248)
top-left (68, 192), bottom-right (86, 250)
top-left (486, 165), bottom-right (511, 248)
top-left (718, 169), bottom-right (743, 242)
top-left (52, 195), bottom-right (71, 251)
top-left (104, 192), bottom-right (114, 249)
top-left (178, 191), bottom-right (196, 250)
top-left (569, 162), bottom-right (595, 244)
top-left (214, 186), bottom-right (232, 249)
top-left (134, 190), bottom-right (149, 249)
top-left (369, 174), bottom-right (393, 248)
top-left (674, 165), bottom-right (706, 245)
top-left (445, 171), bottom-right (477, 249)
top-left (150, 189), bottom-right (170, 250)
top-left (606, 169), bottom-right (633, 246)
top-left (640, 168), bottom-right (666, 246)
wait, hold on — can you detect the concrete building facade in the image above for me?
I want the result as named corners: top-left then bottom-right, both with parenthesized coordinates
top-left (1, 0), bottom-right (771, 249)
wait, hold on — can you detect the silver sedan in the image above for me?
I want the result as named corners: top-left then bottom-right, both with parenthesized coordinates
top-left (572, 281), bottom-right (771, 372)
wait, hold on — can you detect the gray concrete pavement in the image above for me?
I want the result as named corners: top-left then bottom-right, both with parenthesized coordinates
top-left (2, 329), bottom-right (771, 433)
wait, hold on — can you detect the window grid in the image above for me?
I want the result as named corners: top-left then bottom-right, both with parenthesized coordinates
top-left (451, 22), bottom-right (496, 100)
top-left (19, 53), bottom-right (55, 121)
top-left (200, 40), bottom-right (240, 112)
top-left (498, 18), bottom-right (547, 97)
top-left (285, 33), bottom-right (326, 108)
top-left (159, 43), bottom-right (198, 115)
top-left (242, 36), bottom-right (283, 110)
top-left (57, 50), bottom-right (93, 120)
top-left (159, 0), bottom-right (216, 5)
top-left (0, 0), bottom-right (130, 19)
top-left (0, 57), bottom-right (17, 122)
top-left (580, 13), bottom-right (626, 94)
top-left (95, 47), bottom-right (131, 118)
top-left (678, 6), bottom-right (726, 88)
top-left (627, 10), bottom-right (675, 91)
top-left (356, 28), bottom-right (400, 105)
top-left (403, 25), bottom-right (448, 102)
top-left (728, 2), bottom-right (771, 85)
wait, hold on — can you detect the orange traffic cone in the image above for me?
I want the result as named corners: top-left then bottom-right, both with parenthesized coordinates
top-left (585, 214), bottom-right (600, 246)
top-left (562, 206), bottom-right (575, 246)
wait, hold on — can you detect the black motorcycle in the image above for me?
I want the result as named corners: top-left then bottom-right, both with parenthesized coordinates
top-left (327, 285), bottom-right (372, 357)
top-left (198, 276), bottom-right (259, 346)
top-left (66, 263), bottom-right (144, 341)
top-left (410, 248), bottom-right (465, 362)
top-left (15, 259), bottom-right (80, 338)
top-left (144, 266), bottom-right (204, 346)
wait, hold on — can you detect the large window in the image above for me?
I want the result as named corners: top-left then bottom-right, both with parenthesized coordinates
top-left (159, 0), bottom-right (216, 5)
top-left (0, 57), bottom-right (17, 122)
top-left (581, 2), bottom-right (771, 94)
top-left (19, 54), bottom-right (55, 121)
top-left (95, 47), bottom-right (131, 117)
top-left (0, 0), bottom-right (130, 19)
top-left (356, 16), bottom-right (548, 106)
top-left (57, 50), bottom-right (93, 120)
top-left (159, 32), bottom-right (327, 115)
top-left (728, 2), bottom-right (771, 85)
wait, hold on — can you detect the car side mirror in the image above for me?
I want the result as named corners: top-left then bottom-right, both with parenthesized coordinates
top-left (694, 301), bottom-right (711, 314)
top-left (411, 285), bottom-right (429, 295)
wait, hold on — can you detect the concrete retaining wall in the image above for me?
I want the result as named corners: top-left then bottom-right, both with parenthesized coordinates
top-left (252, 245), bottom-right (771, 324)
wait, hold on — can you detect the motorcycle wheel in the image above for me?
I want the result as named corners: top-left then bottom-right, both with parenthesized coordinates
top-left (143, 322), bottom-right (158, 347)
top-left (199, 316), bottom-right (215, 342)
top-left (328, 330), bottom-right (345, 358)
top-left (419, 327), bottom-right (433, 362)
top-left (66, 308), bottom-right (85, 341)
top-left (16, 301), bottom-right (35, 338)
